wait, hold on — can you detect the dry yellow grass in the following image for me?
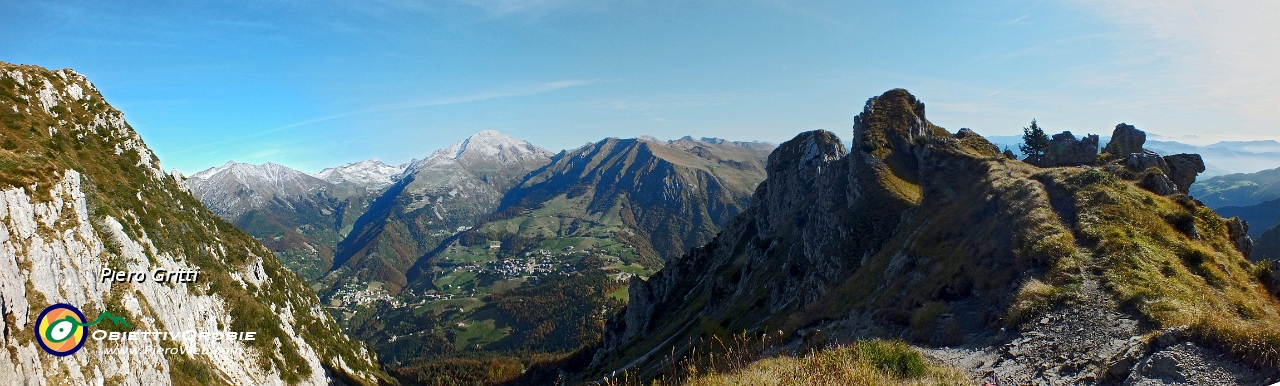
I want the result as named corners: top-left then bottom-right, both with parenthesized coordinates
top-left (680, 341), bottom-right (966, 386)
top-left (601, 339), bottom-right (966, 386)
top-left (1005, 278), bottom-right (1059, 327)
top-left (1052, 167), bottom-right (1280, 367)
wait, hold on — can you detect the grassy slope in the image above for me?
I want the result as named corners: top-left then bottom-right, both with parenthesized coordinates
top-left (0, 62), bottom-right (391, 384)
top-left (1069, 166), bottom-right (1280, 367)
top-left (234, 191), bottom-right (374, 282)
top-left (671, 340), bottom-right (965, 386)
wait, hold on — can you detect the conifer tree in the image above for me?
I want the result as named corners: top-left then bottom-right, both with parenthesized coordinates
top-left (1019, 119), bottom-right (1050, 165)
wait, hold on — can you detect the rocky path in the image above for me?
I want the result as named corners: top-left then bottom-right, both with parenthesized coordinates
top-left (923, 279), bottom-right (1277, 385)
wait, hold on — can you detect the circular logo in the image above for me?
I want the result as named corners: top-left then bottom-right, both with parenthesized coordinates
top-left (35, 304), bottom-right (88, 356)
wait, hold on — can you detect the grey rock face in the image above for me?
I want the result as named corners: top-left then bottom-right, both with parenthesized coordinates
top-left (1125, 153), bottom-right (1170, 175)
top-left (1120, 342), bottom-right (1266, 385)
top-left (1163, 154), bottom-right (1205, 195)
top-left (1155, 326), bottom-right (1186, 349)
top-left (1043, 131), bottom-right (1099, 167)
top-left (1226, 217), bottom-right (1253, 259)
top-left (591, 129), bottom-right (850, 370)
top-left (1136, 351), bottom-right (1187, 382)
top-left (1106, 123), bottom-right (1148, 157)
top-left (0, 63), bottom-right (388, 385)
top-left (1140, 172), bottom-right (1178, 196)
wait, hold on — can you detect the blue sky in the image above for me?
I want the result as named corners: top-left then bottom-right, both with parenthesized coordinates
top-left (3, 0), bottom-right (1276, 173)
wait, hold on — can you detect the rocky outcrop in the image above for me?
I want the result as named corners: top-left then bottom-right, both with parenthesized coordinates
top-left (1140, 172), bottom-right (1178, 196)
top-left (1226, 217), bottom-right (1254, 259)
top-left (1164, 153), bottom-right (1206, 195)
top-left (1105, 123), bottom-right (1147, 157)
top-left (1043, 131), bottom-right (1099, 167)
top-left (0, 62), bottom-right (389, 385)
top-left (1125, 153), bottom-right (1169, 174)
top-left (591, 129), bottom-right (851, 369)
top-left (585, 89), bottom-right (1277, 384)
top-left (1113, 126), bottom-right (1204, 196)
top-left (589, 89), bottom-right (1037, 376)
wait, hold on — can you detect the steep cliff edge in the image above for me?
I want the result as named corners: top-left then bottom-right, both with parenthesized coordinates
top-left (0, 63), bottom-right (391, 384)
top-left (586, 89), bottom-right (1278, 384)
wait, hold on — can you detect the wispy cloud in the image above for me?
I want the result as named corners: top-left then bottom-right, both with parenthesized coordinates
top-left (1066, 0), bottom-right (1280, 133)
top-left (170, 79), bottom-right (602, 154)
top-left (454, 0), bottom-right (576, 16)
top-left (591, 93), bottom-right (766, 111)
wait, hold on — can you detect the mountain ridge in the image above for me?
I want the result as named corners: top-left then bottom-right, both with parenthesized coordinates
top-left (0, 62), bottom-right (391, 385)
top-left (187, 160), bottom-right (379, 282)
top-left (316, 159), bottom-right (407, 191)
top-left (581, 89), bottom-right (1277, 384)
top-left (326, 130), bottom-right (553, 294)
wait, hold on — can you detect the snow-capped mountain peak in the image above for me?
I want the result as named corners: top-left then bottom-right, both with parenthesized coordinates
top-left (189, 161), bottom-right (312, 187)
top-left (186, 161), bottom-right (332, 220)
top-left (426, 130), bottom-right (552, 164)
top-left (315, 159), bottom-right (407, 189)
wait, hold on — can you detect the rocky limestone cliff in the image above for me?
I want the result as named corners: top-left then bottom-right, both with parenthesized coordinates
top-left (0, 62), bottom-right (390, 385)
top-left (586, 89), bottom-right (1278, 384)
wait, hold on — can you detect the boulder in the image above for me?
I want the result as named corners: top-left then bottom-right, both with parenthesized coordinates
top-left (1163, 154), bottom-right (1205, 195)
top-left (1042, 131), bottom-right (1099, 167)
top-left (1125, 153), bottom-right (1170, 175)
top-left (1140, 172), bottom-right (1178, 196)
top-left (1107, 343), bottom-right (1147, 380)
top-left (1155, 326), bottom-right (1187, 348)
top-left (1136, 351), bottom-right (1187, 383)
top-left (1226, 217), bottom-right (1253, 259)
top-left (1105, 123), bottom-right (1146, 157)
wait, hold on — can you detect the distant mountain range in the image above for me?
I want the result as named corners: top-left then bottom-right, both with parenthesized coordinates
top-left (186, 160), bottom-right (397, 281)
top-left (184, 128), bottom-right (775, 374)
top-left (317, 158), bottom-right (407, 191)
top-left (329, 135), bottom-right (775, 371)
top-left (1190, 166), bottom-right (1280, 208)
top-left (328, 130), bottom-right (554, 294)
